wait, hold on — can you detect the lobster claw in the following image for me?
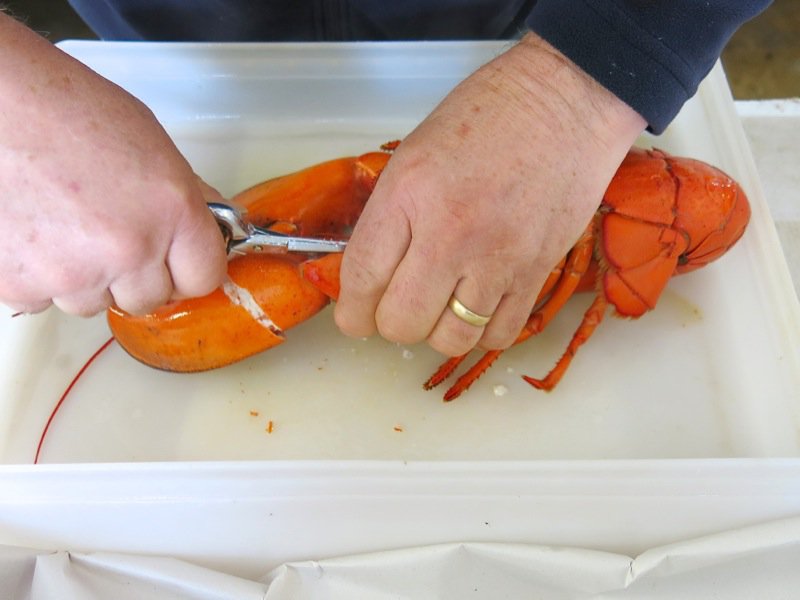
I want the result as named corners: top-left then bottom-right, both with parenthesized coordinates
top-left (108, 150), bottom-right (392, 372)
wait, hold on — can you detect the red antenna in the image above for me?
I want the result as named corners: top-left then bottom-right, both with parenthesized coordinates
top-left (34, 337), bottom-right (115, 464)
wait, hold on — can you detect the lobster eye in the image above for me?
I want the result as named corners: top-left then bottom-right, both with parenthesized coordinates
top-left (678, 254), bottom-right (689, 266)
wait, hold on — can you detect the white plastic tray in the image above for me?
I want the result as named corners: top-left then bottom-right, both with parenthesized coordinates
top-left (1, 41), bottom-right (798, 464)
top-left (736, 99), bottom-right (800, 298)
top-left (1, 42), bottom-right (799, 575)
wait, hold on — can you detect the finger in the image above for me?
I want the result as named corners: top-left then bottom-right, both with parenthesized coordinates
top-left (425, 276), bottom-right (503, 357)
top-left (372, 241), bottom-right (460, 345)
top-left (195, 176), bottom-right (226, 204)
top-left (477, 255), bottom-right (578, 350)
top-left (476, 288), bottom-right (538, 350)
top-left (334, 197), bottom-right (411, 339)
top-left (53, 287), bottom-right (114, 317)
top-left (6, 299), bottom-right (53, 315)
top-left (108, 261), bottom-right (173, 315)
top-left (167, 200), bottom-right (228, 300)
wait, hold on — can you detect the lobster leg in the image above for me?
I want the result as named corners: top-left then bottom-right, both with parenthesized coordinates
top-left (423, 254), bottom-right (573, 394)
top-left (422, 354), bottom-right (470, 392)
top-left (427, 225), bottom-right (596, 401)
top-left (517, 225), bottom-right (595, 340)
top-left (439, 351), bottom-right (503, 402)
top-left (522, 293), bottom-right (608, 391)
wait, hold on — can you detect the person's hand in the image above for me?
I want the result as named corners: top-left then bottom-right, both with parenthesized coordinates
top-left (0, 13), bottom-right (227, 316)
top-left (335, 32), bottom-right (646, 356)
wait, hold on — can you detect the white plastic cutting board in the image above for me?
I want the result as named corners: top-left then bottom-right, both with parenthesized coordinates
top-left (1, 42), bottom-right (799, 464)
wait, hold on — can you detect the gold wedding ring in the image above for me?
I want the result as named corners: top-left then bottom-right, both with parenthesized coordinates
top-left (448, 295), bottom-right (493, 327)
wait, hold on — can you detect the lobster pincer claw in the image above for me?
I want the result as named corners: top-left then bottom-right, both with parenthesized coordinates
top-left (207, 202), bottom-right (348, 257)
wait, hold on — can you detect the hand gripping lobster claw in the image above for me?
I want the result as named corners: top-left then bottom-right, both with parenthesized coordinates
top-left (207, 201), bottom-right (348, 257)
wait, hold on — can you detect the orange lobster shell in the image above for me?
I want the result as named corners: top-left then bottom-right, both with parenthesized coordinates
top-left (107, 146), bottom-right (749, 399)
top-left (107, 150), bottom-right (390, 372)
top-left (425, 147), bottom-right (750, 399)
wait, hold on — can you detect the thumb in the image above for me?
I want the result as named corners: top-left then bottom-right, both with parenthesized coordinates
top-left (167, 181), bottom-right (228, 299)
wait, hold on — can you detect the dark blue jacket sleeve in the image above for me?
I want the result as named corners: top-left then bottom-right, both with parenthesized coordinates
top-left (527, 0), bottom-right (772, 133)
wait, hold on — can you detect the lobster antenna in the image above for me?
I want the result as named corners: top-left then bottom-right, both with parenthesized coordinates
top-left (34, 336), bottom-right (115, 464)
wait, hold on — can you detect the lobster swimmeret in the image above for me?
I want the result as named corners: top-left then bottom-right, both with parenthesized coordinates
top-left (107, 145), bottom-right (750, 400)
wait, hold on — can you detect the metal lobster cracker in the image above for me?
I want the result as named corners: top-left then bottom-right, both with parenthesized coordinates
top-left (208, 202), bottom-right (348, 256)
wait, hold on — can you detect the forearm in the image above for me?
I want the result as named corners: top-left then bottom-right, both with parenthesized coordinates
top-left (0, 11), bottom-right (155, 172)
top-left (527, 0), bottom-right (772, 133)
top-left (0, 11), bottom-right (227, 315)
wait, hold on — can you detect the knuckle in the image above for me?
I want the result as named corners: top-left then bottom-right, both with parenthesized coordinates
top-left (26, 300), bottom-right (54, 314)
top-left (4, 298), bottom-right (52, 315)
top-left (375, 315), bottom-right (421, 346)
top-left (339, 253), bottom-right (386, 298)
top-left (477, 331), bottom-right (516, 351)
top-left (49, 266), bottom-right (96, 297)
top-left (114, 283), bottom-right (173, 316)
top-left (0, 283), bottom-right (31, 309)
top-left (172, 263), bottom-right (223, 299)
top-left (427, 327), bottom-right (479, 358)
top-left (333, 307), bottom-right (375, 339)
top-left (478, 305), bottom-right (531, 351)
top-left (72, 305), bottom-right (104, 318)
top-left (115, 298), bottom-right (159, 316)
top-left (104, 232), bottom-right (155, 272)
top-left (53, 295), bottom-right (107, 318)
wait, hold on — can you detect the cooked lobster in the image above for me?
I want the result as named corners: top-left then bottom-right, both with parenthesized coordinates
top-left (107, 145), bottom-right (749, 399)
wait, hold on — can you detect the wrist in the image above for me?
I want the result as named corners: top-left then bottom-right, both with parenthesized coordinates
top-left (496, 31), bottom-right (646, 154)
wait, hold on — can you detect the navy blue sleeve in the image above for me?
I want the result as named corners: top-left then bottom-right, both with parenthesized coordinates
top-left (527, 0), bottom-right (772, 133)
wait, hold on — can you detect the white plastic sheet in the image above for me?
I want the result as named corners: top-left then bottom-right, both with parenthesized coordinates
top-left (4, 517), bottom-right (800, 599)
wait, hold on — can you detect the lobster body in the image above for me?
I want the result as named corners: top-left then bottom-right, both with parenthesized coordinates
top-left (600, 148), bottom-right (750, 317)
top-left (425, 148), bottom-right (750, 398)
top-left (108, 146), bottom-right (749, 398)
